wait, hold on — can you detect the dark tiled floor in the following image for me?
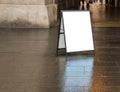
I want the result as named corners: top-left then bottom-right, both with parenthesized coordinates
top-left (0, 3), bottom-right (120, 92)
top-left (0, 27), bottom-right (120, 92)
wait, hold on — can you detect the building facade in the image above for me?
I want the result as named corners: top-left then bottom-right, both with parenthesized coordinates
top-left (0, 0), bottom-right (58, 28)
top-left (0, 0), bottom-right (119, 28)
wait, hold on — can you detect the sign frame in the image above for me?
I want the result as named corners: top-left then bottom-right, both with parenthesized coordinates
top-left (57, 10), bottom-right (95, 54)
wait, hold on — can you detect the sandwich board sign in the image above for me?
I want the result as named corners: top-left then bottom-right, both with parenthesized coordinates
top-left (57, 11), bottom-right (94, 54)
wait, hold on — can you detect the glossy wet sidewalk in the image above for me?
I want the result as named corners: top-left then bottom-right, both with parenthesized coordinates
top-left (0, 27), bottom-right (120, 92)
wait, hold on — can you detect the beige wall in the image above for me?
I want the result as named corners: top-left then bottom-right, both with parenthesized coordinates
top-left (0, 0), bottom-right (57, 28)
top-left (0, 0), bottom-right (44, 5)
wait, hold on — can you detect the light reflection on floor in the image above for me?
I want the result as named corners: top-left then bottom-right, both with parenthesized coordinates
top-left (59, 56), bottom-right (94, 92)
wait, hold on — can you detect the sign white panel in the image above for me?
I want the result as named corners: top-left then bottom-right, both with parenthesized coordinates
top-left (58, 34), bottom-right (65, 48)
top-left (60, 17), bottom-right (64, 33)
top-left (62, 11), bottom-right (94, 53)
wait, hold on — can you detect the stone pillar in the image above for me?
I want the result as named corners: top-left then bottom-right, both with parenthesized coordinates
top-left (119, 0), bottom-right (120, 7)
top-left (0, 0), bottom-right (57, 28)
top-left (114, 0), bottom-right (120, 7)
top-left (103, 0), bottom-right (105, 4)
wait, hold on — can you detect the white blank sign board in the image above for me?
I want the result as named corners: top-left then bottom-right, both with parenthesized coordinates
top-left (62, 11), bottom-right (94, 53)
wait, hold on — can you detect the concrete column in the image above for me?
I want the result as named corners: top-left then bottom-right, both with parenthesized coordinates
top-left (115, 0), bottom-right (117, 7)
top-left (119, 0), bottom-right (120, 7)
top-left (0, 0), bottom-right (57, 28)
top-left (103, 0), bottom-right (105, 4)
top-left (97, 0), bottom-right (100, 3)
